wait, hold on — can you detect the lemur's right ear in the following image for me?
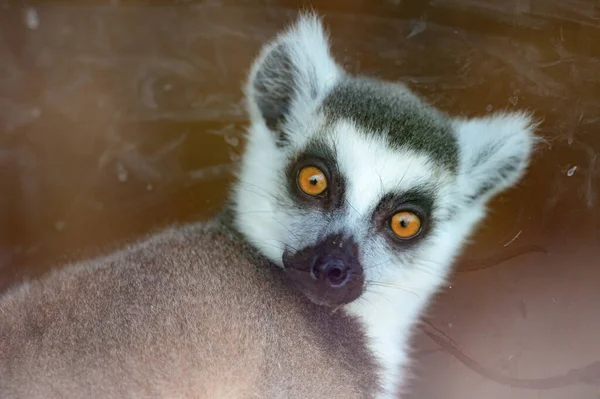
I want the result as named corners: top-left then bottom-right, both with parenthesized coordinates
top-left (246, 13), bottom-right (341, 145)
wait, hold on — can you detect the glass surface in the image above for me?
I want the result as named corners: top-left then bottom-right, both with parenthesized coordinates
top-left (1, 1), bottom-right (598, 398)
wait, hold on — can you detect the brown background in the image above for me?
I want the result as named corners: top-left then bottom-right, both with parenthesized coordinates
top-left (1, 1), bottom-right (599, 398)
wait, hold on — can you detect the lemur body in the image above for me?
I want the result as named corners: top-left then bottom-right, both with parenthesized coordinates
top-left (0, 14), bottom-right (538, 399)
top-left (1, 222), bottom-right (380, 398)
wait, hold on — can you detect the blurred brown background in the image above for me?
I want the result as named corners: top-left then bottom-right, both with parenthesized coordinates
top-left (1, 1), bottom-right (599, 398)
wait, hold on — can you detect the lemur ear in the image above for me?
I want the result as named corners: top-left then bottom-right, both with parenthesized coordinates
top-left (246, 13), bottom-right (341, 144)
top-left (453, 112), bottom-right (540, 203)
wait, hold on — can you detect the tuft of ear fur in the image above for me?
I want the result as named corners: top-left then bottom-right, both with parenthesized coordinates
top-left (453, 111), bottom-right (540, 203)
top-left (245, 13), bottom-right (341, 145)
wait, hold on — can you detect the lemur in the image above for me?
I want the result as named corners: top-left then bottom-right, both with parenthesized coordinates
top-left (0, 13), bottom-right (538, 399)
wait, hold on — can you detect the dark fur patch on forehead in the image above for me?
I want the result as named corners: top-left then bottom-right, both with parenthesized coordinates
top-left (321, 77), bottom-right (459, 171)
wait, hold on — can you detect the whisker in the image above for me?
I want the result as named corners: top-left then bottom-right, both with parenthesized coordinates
top-left (345, 198), bottom-right (362, 219)
top-left (271, 217), bottom-right (302, 244)
top-left (235, 210), bottom-right (278, 215)
top-left (396, 158), bottom-right (413, 189)
top-left (356, 295), bottom-right (378, 311)
top-left (232, 192), bottom-right (302, 244)
top-left (367, 290), bottom-right (398, 307)
top-left (256, 242), bottom-right (286, 252)
top-left (235, 178), bottom-right (289, 199)
top-left (412, 258), bottom-right (449, 276)
top-left (271, 238), bottom-right (299, 253)
top-left (363, 257), bottom-right (395, 271)
top-left (367, 281), bottom-right (422, 300)
top-left (234, 187), bottom-right (280, 205)
top-left (375, 163), bottom-right (385, 198)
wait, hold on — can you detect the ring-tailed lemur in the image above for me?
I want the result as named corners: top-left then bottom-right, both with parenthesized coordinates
top-left (0, 13), bottom-right (538, 399)
top-left (233, 13), bottom-right (538, 396)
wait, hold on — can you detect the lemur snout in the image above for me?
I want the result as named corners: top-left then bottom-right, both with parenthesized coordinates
top-left (283, 234), bottom-right (364, 307)
top-left (311, 259), bottom-right (350, 287)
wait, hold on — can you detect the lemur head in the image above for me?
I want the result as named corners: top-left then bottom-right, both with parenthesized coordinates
top-left (233, 14), bottom-right (537, 308)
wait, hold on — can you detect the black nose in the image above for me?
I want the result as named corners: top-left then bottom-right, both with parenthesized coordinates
top-left (311, 259), bottom-right (350, 287)
top-left (282, 233), bottom-right (364, 307)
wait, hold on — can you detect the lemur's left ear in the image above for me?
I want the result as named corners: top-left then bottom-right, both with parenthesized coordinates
top-left (453, 112), bottom-right (540, 203)
top-left (246, 13), bottom-right (341, 145)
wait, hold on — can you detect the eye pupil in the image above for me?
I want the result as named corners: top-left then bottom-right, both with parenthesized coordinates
top-left (297, 166), bottom-right (328, 196)
top-left (390, 211), bottom-right (421, 239)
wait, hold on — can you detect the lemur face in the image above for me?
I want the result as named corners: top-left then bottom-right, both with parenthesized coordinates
top-left (233, 14), bottom-right (537, 308)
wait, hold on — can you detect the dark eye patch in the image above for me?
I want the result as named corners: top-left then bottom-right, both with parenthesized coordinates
top-left (285, 139), bottom-right (346, 210)
top-left (372, 188), bottom-right (435, 245)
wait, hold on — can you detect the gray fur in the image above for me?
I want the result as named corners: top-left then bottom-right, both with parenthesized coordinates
top-left (253, 43), bottom-right (296, 140)
top-left (472, 153), bottom-right (524, 200)
top-left (322, 77), bottom-right (459, 171)
top-left (0, 221), bottom-right (380, 398)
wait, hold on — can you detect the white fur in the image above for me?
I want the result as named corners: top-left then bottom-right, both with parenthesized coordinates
top-left (330, 121), bottom-right (449, 396)
top-left (244, 13), bottom-right (342, 146)
top-left (453, 112), bottom-right (540, 202)
top-left (235, 13), bottom-right (342, 263)
top-left (233, 122), bottom-right (289, 263)
top-left (234, 13), bottom-right (538, 399)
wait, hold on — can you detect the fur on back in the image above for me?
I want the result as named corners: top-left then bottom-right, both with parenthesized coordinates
top-left (0, 221), bottom-right (380, 398)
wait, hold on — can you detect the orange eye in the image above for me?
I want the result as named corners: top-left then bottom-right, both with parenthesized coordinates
top-left (390, 211), bottom-right (421, 239)
top-left (297, 166), bottom-right (327, 196)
